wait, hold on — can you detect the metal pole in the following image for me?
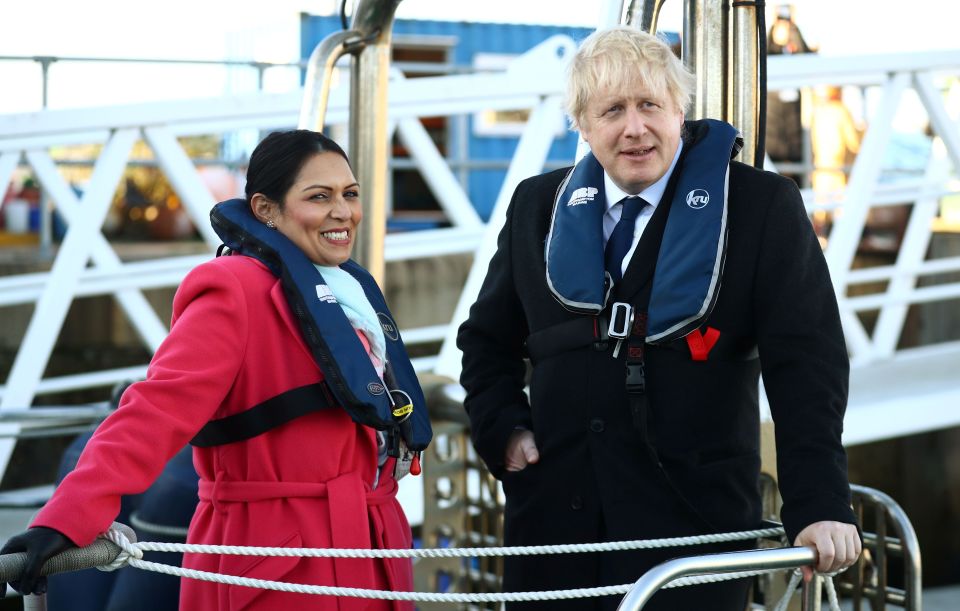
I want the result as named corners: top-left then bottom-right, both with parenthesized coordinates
top-left (683, 0), bottom-right (727, 122)
top-left (801, 574), bottom-right (823, 611)
top-left (616, 546), bottom-right (816, 610)
top-left (24, 594), bottom-right (47, 611)
top-left (730, 0), bottom-right (758, 166)
top-left (298, 29), bottom-right (361, 132)
top-left (37, 56), bottom-right (56, 261)
top-left (623, 0), bottom-right (667, 33)
top-left (349, 0), bottom-right (401, 285)
top-left (851, 484), bottom-right (923, 611)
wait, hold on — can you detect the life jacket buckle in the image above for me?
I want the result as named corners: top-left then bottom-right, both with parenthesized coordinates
top-left (608, 302), bottom-right (635, 340)
top-left (626, 363), bottom-right (646, 394)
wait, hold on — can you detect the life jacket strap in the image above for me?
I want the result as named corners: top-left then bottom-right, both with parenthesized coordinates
top-left (526, 315), bottom-right (759, 364)
top-left (525, 317), bottom-right (609, 363)
top-left (190, 382), bottom-right (335, 447)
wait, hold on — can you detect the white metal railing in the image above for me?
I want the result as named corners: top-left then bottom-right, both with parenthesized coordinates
top-left (1, 45), bottom-right (959, 474)
top-left (0, 36), bottom-right (574, 478)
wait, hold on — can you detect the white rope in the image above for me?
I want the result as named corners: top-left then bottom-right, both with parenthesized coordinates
top-left (133, 527), bottom-right (784, 559)
top-left (112, 549), bottom-right (779, 602)
top-left (94, 525), bottom-right (813, 604)
top-left (96, 528), bottom-right (143, 572)
top-left (772, 569), bottom-right (844, 611)
top-left (824, 574), bottom-right (841, 609)
top-left (772, 570), bottom-right (804, 611)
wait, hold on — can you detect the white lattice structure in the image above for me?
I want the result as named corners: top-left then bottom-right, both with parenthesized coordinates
top-left (1, 43), bottom-right (959, 482)
top-left (0, 37), bottom-right (574, 477)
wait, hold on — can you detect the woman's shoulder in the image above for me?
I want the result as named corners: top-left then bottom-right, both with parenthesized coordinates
top-left (173, 255), bottom-right (276, 317)
top-left (194, 253), bottom-right (272, 279)
top-left (180, 254), bottom-right (275, 295)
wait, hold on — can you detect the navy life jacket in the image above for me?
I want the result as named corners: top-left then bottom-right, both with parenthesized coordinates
top-left (190, 198), bottom-right (432, 452)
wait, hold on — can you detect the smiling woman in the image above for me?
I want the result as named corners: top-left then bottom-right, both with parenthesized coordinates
top-left (248, 134), bottom-right (363, 267)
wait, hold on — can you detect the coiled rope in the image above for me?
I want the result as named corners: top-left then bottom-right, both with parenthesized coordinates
top-left (95, 525), bottom-right (842, 608)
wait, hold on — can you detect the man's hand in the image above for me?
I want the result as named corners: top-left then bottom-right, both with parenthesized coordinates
top-left (793, 520), bottom-right (861, 582)
top-left (504, 429), bottom-right (539, 472)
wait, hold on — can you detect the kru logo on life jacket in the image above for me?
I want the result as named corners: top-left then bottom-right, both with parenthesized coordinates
top-left (377, 312), bottom-right (399, 341)
top-left (686, 189), bottom-right (710, 209)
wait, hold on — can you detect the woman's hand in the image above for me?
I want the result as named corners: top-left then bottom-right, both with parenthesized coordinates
top-left (0, 526), bottom-right (74, 596)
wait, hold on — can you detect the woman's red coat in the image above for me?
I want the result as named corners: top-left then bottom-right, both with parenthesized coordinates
top-left (33, 255), bottom-right (414, 610)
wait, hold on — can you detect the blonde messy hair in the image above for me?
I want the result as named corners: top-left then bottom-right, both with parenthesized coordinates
top-left (566, 26), bottom-right (695, 131)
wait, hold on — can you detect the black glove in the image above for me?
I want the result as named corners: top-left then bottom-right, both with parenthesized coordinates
top-left (0, 526), bottom-right (74, 597)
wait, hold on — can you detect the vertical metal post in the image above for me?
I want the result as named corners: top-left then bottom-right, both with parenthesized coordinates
top-left (37, 56), bottom-right (56, 260)
top-left (37, 57), bottom-right (54, 109)
top-left (801, 574), bottom-right (823, 611)
top-left (683, 0), bottom-right (727, 122)
top-left (730, 1), bottom-right (758, 166)
top-left (623, 0), bottom-right (666, 33)
top-left (255, 62), bottom-right (266, 92)
top-left (348, 0), bottom-right (401, 285)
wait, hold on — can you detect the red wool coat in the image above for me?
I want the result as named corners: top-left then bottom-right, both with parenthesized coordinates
top-left (33, 255), bottom-right (414, 610)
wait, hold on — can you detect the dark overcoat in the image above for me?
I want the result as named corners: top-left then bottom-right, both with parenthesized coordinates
top-left (457, 128), bottom-right (857, 610)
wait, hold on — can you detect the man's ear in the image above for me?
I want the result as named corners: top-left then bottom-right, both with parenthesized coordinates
top-left (250, 193), bottom-right (277, 225)
top-left (577, 122), bottom-right (590, 145)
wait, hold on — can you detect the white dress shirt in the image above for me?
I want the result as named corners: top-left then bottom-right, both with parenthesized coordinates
top-left (601, 140), bottom-right (684, 278)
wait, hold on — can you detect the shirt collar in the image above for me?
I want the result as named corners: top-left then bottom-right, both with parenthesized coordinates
top-left (603, 139), bottom-right (684, 212)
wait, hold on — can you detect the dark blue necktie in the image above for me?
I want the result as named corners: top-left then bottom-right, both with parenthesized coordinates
top-left (604, 197), bottom-right (647, 283)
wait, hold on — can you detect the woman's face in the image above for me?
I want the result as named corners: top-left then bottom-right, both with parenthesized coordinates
top-left (269, 152), bottom-right (362, 267)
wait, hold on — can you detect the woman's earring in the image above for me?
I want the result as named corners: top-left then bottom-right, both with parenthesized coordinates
top-left (266, 220), bottom-right (277, 229)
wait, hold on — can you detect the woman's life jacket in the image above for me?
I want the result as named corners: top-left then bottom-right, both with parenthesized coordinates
top-left (190, 198), bottom-right (432, 458)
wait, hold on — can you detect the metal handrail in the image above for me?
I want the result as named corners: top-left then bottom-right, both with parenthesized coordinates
top-left (845, 484), bottom-right (923, 611)
top-left (616, 546), bottom-right (820, 611)
top-left (298, 29), bottom-right (362, 131)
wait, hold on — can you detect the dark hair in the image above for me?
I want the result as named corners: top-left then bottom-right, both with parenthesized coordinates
top-left (244, 130), bottom-right (351, 206)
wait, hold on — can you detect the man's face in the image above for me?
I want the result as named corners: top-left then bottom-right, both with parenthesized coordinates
top-left (579, 84), bottom-right (684, 194)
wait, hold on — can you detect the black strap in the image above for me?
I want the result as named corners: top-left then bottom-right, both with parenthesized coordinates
top-left (526, 316), bottom-right (758, 364)
top-left (525, 317), bottom-right (608, 363)
top-left (190, 382), bottom-right (335, 447)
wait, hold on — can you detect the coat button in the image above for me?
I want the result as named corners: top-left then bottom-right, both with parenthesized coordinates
top-left (571, 496), bottom-right (583, 510)
top-left (590, 418), bottom-right (605, 433)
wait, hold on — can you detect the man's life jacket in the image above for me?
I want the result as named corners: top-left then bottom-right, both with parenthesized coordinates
top-left (189, 198), bottom-right (432, 454)
top-left (545, 119), bottom-right (741, 343)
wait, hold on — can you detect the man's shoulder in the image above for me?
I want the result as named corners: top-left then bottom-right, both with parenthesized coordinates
top-left (516, 167), bottom-right (572, 195)
top-left (728, 160), bottom-right (796, 194)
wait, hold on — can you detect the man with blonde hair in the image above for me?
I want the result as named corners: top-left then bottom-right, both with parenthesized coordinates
top-left (458, 26), bottom-right (860, 610)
